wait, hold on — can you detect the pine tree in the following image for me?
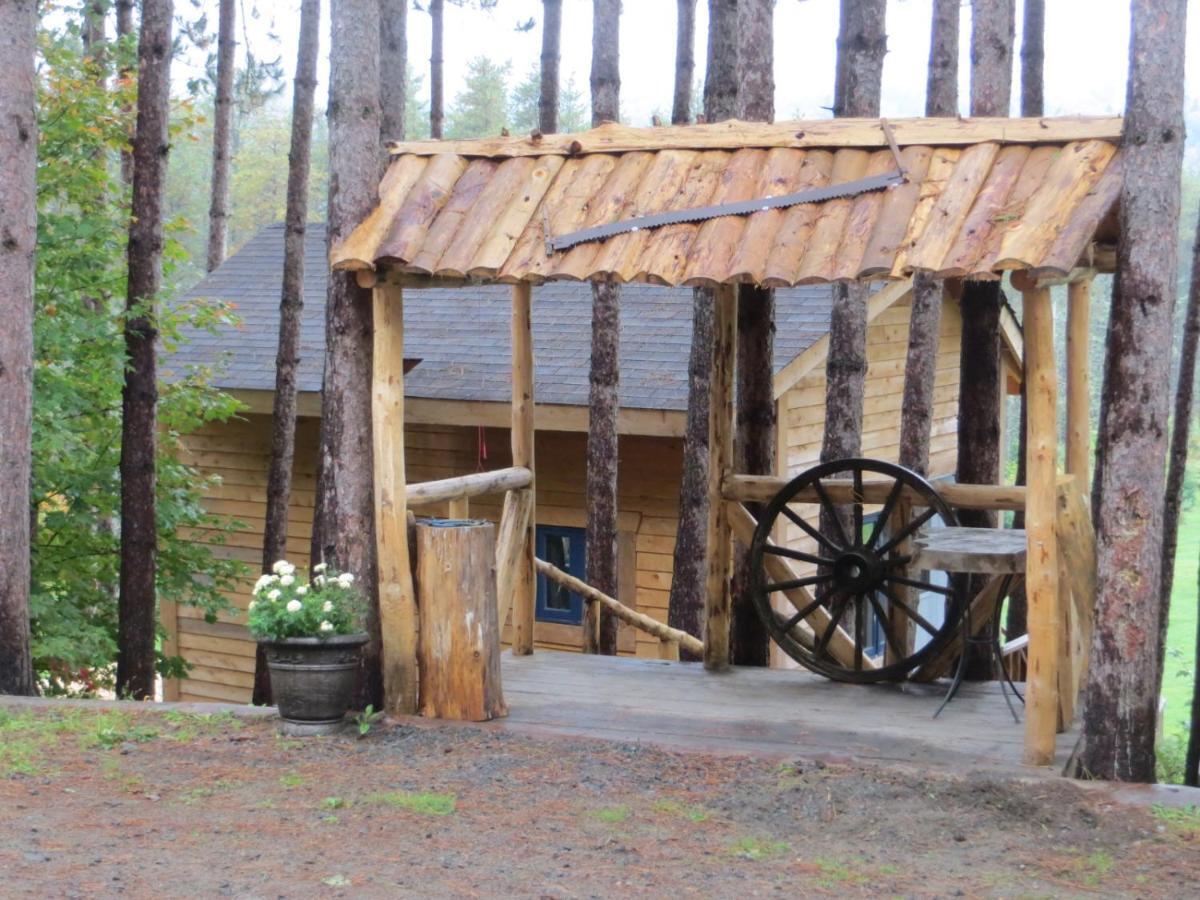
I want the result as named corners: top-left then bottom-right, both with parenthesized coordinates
top-left (539, 0), bottom-right (561, 133)
top-left (381, 0), bottom-right (408, 141)
top-left (206, 0), bottom-right (236, 272)
top-left (672, 0), bottom-right (697, 125)
top-left (429, 0), bottom-right (444, 138)
top-left (445, 56), bottom-right (511, 139)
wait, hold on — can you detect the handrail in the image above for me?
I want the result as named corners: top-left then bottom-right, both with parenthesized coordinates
top-left (406, 466), bottom-right (533, 506)
top-left (722, 473), bottom-right (1028, 512)
top-left (534, 558), bottom-right (704, 658)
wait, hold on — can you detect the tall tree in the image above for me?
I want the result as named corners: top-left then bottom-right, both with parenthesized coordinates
top-left (584, 0), bottom-right (621, 655)
top-left (667, 0), bottom-right (739, 660)
top-left (429, 0), bottom-right (444, 138)
top-left (729, 0), bottom-right (774, 668)
top-left (924, 0), bottom-right (958, 119)
top-left (116, 0), bottom-right (135, 185)
top-left (1078, 0), bottom-right (1187, 783)
top-left (1020, 0), bottom-right (1044, 117)
top-left (672, 0), bottom-right (697, 125)
top-left (206, 0), bottom-right (236, 272)
top-left (381, 0), bottom-right (408, 141)
top-left (117, 0), bottom-right (173, 700)
top-left (0, 0), bottom-right (37, 697)
top-left (538, 0), bottom-right (561, 133)
top-left (258, 0), bottom-right (321, 706)
top-left (315, 0), bottom-right (384, 707)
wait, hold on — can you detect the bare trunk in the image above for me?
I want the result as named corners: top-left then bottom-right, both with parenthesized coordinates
top-left (380, 0), bottom-right (407, 142)
top-left (1078, 0), bottom-right (1187, 783)
top-left (590, 0), bottom-right (620, 126)
top-left (898, 274), bottom-right (944, 476)
top-left (702, 0), bottom-right (738, 123)
top-left (539, 0), bottom-right (561, 134)
top-left (259, 0), bottom-right (320, 706)
top-left (116, 0), bottom-right (134, 185)
top-left (585, 280), bottom-right (620, 655)
top-left (429, 0), bottom-right (443, 139)
top-left (0, 0), bottom-right (37, 697)
top-left (316, 0), bottom-right (384, 709)
top-left (81, 1), bottom-right (107, 66)
top-left (833, 0), bottom-right (887, 118)
top-left (118, 0), bottom-right (173, 701)
top-left (970, 0), bottom-right (1015, 117)
top-left (730, 0), bottom-right (774, 668)
top-left (667, 289), bottom-right (712, 660)
top-left (1020, 0), bottom-right (1044, 118)
top-left (926, 0), bottom-right (959, 117)
top-left (672, 0), bottom-right (696, 125)
top-left (206, 0), bottom-right (235, 272)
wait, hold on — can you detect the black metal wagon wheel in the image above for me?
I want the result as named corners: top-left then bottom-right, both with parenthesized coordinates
top-left (749, 458), bottom-right (963, 683)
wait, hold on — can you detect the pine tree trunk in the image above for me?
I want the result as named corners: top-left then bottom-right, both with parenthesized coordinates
top-left (590, 0), bottom-right (620, 126)
top-left (1020, 0), bottom-right (1044, 118)
top-left (898, 274), bottom-right (944, 476)
top-left (206, 0), bottom-right (235, 272)
top-left (380, 0), bottom-right (407, 142)
top-left (1157, 207), bottom-right (1200, 695)
top-left (81, 1), bottom-right (107, 66)
top-left (970, 0), bottom-right (1014, 117)
top-left (729, 0), bottom-right (774, 668)
top-left (116, 0), bottom-right (134, 185)
top-left (258, 0), bottom-right (321, 707)
top-left (585, 0), bottom-right (621, 655)
top-left (538, 0), bottom-right (561, 134)
top-left (926, 0), bottom-right (958, 117)
top-left (316, 0), bottom-right (384, 709)
top-left (702, 0), bottom-right (738, 123)
top-left (0, 0), bottom-right (37, 697)
top-left (672, 0), bottom-right (696, 125)
top-left (1078, 0), bottom-right (1187, 784)
top-left (833, 0), bottom-right (887, 118)
top-left (118, 0), bottom-right (173, 701)
top-left (429, 0), bottom-right (444, 139)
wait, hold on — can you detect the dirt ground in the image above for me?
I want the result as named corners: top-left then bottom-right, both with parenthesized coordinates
top-left (1, 704), bottom-right (1198, 898)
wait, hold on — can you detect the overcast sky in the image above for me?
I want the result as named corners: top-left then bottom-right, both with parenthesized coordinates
top-left (176, 1), bottom-right (1200, 139)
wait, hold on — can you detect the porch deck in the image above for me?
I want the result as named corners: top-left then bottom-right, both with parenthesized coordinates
top-left (496, 651), bottom-right (1080, 777)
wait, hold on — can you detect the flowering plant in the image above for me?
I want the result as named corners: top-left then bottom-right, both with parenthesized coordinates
top-left (246, 561), bottom-right (364, 642)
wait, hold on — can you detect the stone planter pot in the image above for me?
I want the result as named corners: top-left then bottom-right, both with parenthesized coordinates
top-left (262, 633), bottom-right (368, 735)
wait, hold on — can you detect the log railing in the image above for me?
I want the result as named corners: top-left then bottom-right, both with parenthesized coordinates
top-left (406, 466), bottom-right (532, 508)
top-left (535, 557), bottom-right (704, 659)
top-left (723, 474), bottom-right (1027, 512)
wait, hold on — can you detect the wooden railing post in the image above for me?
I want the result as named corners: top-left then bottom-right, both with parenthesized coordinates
top-left (704, 284), bottom-right (737, 671)
top-left (510, 283), bottom-right (536, 654)
top-left (1066, 277), bottom-right (1092, 484)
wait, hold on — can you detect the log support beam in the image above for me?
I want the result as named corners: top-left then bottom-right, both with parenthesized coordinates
top-left (704, 285), bottom-right (737, 671)
top-left (510, 283), bottom-right (536, 654)
top-left (1066, 277), bottom-right (1092, 484)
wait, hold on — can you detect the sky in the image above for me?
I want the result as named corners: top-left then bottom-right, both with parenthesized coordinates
top-left (175, 0), bottom-right (1200, 138)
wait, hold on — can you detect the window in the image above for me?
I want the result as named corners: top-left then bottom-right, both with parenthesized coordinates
top-left (536, 525), bottom-right (586, 625)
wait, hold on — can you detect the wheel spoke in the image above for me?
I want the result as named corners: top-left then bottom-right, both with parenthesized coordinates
top-left (763, 573), bottom-right (830, 594)
top-left (814, 594), bottom-right (850, 659)
top-left (868, 478), bottom-right (906, 549)
top-left (781, 505), bottom-right (843, 555)
top-left (866, 590), bottom-right (906, 661)
top-left (813, 479), bottom-right (851, 548)
top-left (852, 468), bottom-right (864, 545)
top-left (763, 543), bottom-right (834, 567)
top-left (778, 594), bottom-right (824, 635)
top-left (875, 506), bottom-right (938, 557)
top-left (889, 572), bottom-right (956, 597)
top-left (881, 585), bottom-right (940, 637)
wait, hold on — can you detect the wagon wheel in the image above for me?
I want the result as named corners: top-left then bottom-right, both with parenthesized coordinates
top-left (749, 458), bottom-right (963, 683)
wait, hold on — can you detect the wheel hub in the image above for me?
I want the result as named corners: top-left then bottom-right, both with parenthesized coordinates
top-left (831, 548), bottom-right (883, 593)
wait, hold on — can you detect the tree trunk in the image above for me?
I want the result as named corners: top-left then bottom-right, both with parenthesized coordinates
top-left (1078, 0), bottom-right (1187, 784)
top-left (590, 0), bottom-right (620, 126)
top-left (926, 0), bottom-right (958, 117)
top-left (729, 0), bottom-right (774, 668)
top-left (833, 0), bottom-right (887, 118)
top-left (118, 0), bottom-right (173, 701)
top-left (1019, 0), bottom-right (1044, 118)
top-left (1005, 384), bottom-right (1028, 638)
top-left (316, 0), bottom-right (384, 709)
top-left (380, 0), bottom-right (407, 142)
top-left (668, 289), bottom-right (712, 660)
top-left (258, 0), bottom-right (320, 707)
top-left (702, 0), bottom-right (738, 123)
top-left (81, 1), bottom-right (107, 66)
top-left (970, 0), bottom-right (1014, 117)
top-left (0, 0), bottom-right (37, 697)
top-left (585, 280), bottom-right (620, 655)
top-left (116, 0), bottom-right (134, 185)
top-left (672, 0), bottom-right (697, 125)
top-left (429, 0), bottom-right (444, 139)
top-left (538, 0), bottom-right (561, 134)
top-left (898, 275), bottom-right (944, 476)
top-left (206, 0), bottom-right (235, 272)
top-left (1157, 206), bottom-right (1200, 694)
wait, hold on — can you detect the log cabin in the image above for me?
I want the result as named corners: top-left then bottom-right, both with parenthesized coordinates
top-left (164, 221), bottom-right (1023, 705)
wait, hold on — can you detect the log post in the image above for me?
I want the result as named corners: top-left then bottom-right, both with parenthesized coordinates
top-left (448, 496), bottom-right (470, 519)
top-left (160, 595), bottom-right (180, 700)
top-left (704, 284), bottom-right (737, 671)
top-left (373, 280), bottom-right (419, 714)
top-left (1021, 285), bottom-right (1060, 765)
top-left (510, 283), bottom-right (536, 654)
top-left (1066, 277), bottom-right (1092, 484)
top-left (415, 519), bottom-right (507, 721)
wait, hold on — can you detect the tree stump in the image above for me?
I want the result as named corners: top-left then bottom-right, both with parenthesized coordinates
top-left (415, 519), bottom-right (507, 721)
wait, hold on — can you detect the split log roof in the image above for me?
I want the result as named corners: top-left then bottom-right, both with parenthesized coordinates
top-left (330, 116), bottom-right (1123, 287)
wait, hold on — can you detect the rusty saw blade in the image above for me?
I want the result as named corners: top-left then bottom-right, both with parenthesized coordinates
top-left (545, 169), bottom-right (906, 255)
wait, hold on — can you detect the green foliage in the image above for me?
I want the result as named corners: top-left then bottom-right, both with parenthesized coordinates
top-left (507, 65), bottom-right (588, 134)
top-left (729, 836), bottom-right (790, 861)
top-left (246, 561), bottom-right (365, 641)
top-left (32, 23), bottom-right (246, 694)
top-left (446, 56), bottom-right (512, 139)
top-left (360, 791), bottom-right (457, 815)
top-left (355, 704), bottom-right (385, 737)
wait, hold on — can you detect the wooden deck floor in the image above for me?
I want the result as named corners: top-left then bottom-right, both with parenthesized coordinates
top-left (494, 651), bottom-right (1079, 777)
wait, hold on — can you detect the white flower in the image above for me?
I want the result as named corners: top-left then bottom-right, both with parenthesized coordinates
top-left (322, 600), bottom-right (333, 613)
top-left (312, 562), bottom-right (328, 574)
top-left (267, 589), bottom-right (281, 601)
top-left (319, 621), bottom-right (333, 633)
top-left (279, 574), bottom-right (295, 587)
top-left (272, 560), bottom-right (294, 575)
top-left (337, 573), bottom-right (355, 587)
top-left (252, 574), bottom-right (274, 594)
top-left (296, 585), bottom-right (308, 596)
top-left (248, 599), bottom-right (257, 611)
top-left (286, 599), bottom-right (302, 613)
top-left (314, 575), bottom-right (326, 587)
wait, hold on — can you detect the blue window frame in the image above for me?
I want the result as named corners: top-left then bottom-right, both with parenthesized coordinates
top-left (536, 525), bottom-right (586, 625)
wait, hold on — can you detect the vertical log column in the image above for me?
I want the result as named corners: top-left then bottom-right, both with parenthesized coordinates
top-left (704, 284), bottom-right (737, 671)
top-left (1065, 277), bottom-right (1092, 483)
top-left (373, 279), bottom-right (419, 714)
top-left (510, 283), bottom-right (536, 655)
top-left (1022, 285), bottom-right (1060, 765)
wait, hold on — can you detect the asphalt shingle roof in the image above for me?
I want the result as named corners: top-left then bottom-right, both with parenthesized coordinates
top-left (170, 223), bottom-right (835, 413)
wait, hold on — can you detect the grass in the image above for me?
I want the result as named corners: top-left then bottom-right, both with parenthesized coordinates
top-left (1163, 493), bottom-right (1199, 748)
top-left (591, 805), bottom-right (631, 824)
top-left (651, 799), bottom-right (710, 822)
top-left (729, 836), bottom-right (789, 861)
top-left (1151, 803), bottom-right (1200, 833)
top-left (359, 791), bottom-right (457, 816)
